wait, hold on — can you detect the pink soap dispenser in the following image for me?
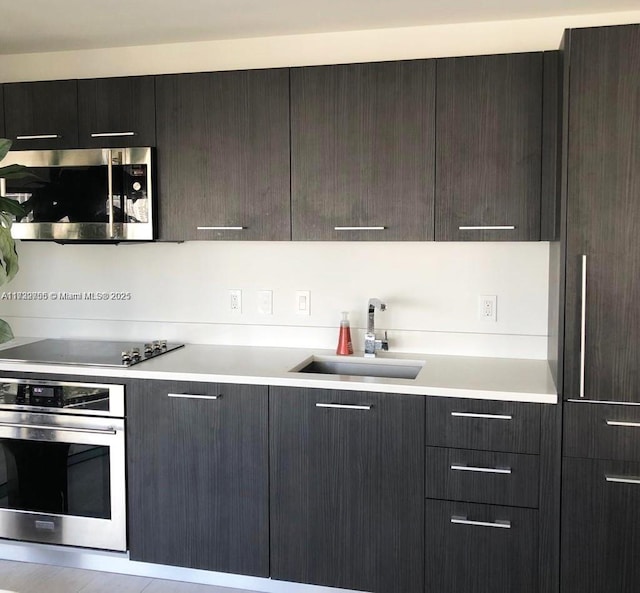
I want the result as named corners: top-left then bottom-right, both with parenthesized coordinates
top-left (336, 311), bottom-right (354, 356)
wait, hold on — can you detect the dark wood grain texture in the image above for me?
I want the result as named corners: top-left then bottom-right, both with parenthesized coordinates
top-left (4, 80), bottom-right (79, 149)
top-left (0, 85), bottom-right (5, 138)
top-left (270, 387), bottom-right (424, 593)
top-left (77, 76), bottom-right (156, 147)
top-left (155, 69), bottom-right (290, 241)
top-left (561, 457), bottom-right (640, 593)
top-left (563, 24), bottom-right (640, 402)
top-left (564, 401), bottom-right (640, 460)
top-left (127, 380), bottom-right (269, 577)
top-left (291, 60), bottom-right (435, 241)
top-left (540, 51), bottom-right (561, 241)
top-left (435, 52), bottom-right (542, 241)
top-left (424, 397), bottom-right (541, 453)
top-left (425, 446), bottom-right (539, 508)
top-left (425, 499), bottom-right (539, 593)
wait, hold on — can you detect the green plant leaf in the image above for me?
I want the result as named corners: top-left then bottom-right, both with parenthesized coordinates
top-left (0, 226), bottom-right (19, 285)
top-left (0, 163), bottom-right (37, 180)
top-left (0, 139), bottom-right (12, 163)
top-left (0, 196), bottom-right (27, 218)
top-left (0, 319), bottom-right (14, 344)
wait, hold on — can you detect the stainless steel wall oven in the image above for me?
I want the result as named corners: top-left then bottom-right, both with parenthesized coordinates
top-left (0, 378), bottom-right (126, 551)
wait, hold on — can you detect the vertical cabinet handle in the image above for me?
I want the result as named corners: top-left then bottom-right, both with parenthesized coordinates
top-left (107, 149), bottom-right (114, 239)
top-left (580, 254), bottom-right (587, 398)
top-left (450, 516), bottom-right (511, 529)
top-left (315, 403), bottom-right (372, 411)
top-left (167, 393), bottom-right (222, 400)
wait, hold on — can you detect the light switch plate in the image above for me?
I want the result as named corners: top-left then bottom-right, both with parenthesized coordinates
top-left (258, 290), bottom-right (273, 315)
top-left (295, 290), bottom-right (311, 315)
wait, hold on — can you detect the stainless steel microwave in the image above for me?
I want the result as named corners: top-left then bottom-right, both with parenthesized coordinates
top-left (0, 147), bottom-right (154, 241)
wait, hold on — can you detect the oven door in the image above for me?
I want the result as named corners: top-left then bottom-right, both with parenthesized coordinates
top-left (0, 410), bottom-right (126, 551)
top-left (1, 147), bottom-right (153, 241)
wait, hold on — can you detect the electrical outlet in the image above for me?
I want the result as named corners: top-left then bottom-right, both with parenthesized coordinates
top-left (229, 289), bottom-right (242, 314)
top-left (479, 295), bottom-right (497, 322)
top-left (257, 290), bottom-right (273, 315)
top-left (295, 290), bottom-right (311, 315)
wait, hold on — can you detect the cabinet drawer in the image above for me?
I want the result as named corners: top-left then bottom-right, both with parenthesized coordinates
top-left (425, 499), bottom-right (538, 593)
top-left (425, 447), bottom-right (539, 508)
top-left (564, 401), bottom-right (640, 460)
top-left (425, 398), bottom-right (540, 453)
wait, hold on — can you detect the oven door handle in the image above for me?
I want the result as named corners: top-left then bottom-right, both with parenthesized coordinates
top-left (0, 421), bottom-right (117, 435)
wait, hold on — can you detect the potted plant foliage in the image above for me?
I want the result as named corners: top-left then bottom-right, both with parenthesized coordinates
top-left (0, 138), bottom-right (29, 343)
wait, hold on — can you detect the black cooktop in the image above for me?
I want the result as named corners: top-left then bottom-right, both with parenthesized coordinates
top-left (0, 339), bottom-right (184, 368)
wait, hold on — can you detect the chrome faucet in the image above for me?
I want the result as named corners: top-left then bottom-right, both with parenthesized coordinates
top-left (364, 298), bottom-right (388, 357)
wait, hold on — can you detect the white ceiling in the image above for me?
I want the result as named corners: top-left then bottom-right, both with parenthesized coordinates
top-left (1, 0), bottom-right (639, 55)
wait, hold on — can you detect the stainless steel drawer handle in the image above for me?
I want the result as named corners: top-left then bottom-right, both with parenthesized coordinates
top-left (580, 254), bottom-right (587, 398)
top-left (315, 403), bottom-right (372, 411)
top-left (167, 393), bottom-right (222, 400)
top-left (605, 475), bottom-right (640, 485)
top-left (197, 226), bottom-right (245, 231)
top-left (606, 420), bottom-right (640, 428)
top-left (16, 134), bottom-right (61, 140)
top-left (458, 226), bottom-right (516, 231)
top-left (450, 464), bottom-right (512, 475)
top-left (0, 421), bottom-right (117, 435)
top-left (450, 516), bottom-right (511, 529)
top-left (91, 131), bottom-right (136, 138)
top-left (450, 412), bottom-right (512, 420)
top-left (334, 226), bottom-right (386, 231)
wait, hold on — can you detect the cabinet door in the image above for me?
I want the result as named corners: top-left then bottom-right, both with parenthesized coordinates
top-left (4, 80), bottom-right (78, 149)
top-left (78, 76), bottom-right (155, 147)
top-left (127, 381), bottom-right (269, 576)
top-left (0, 85), bottom-right (5, 138)
top-left (270, 387), bottom-right (424, 593)
top-left (562, 457), bottom-right (640, 593)
top-left (435, 53), bottom-right (542, 241)
top-left (425, 499), bottom-right (538, 593)
top-left (156, 69), bottom-right (290, 241)
top-left (291, 60), bottom-right (435, 241)
top-left (563, 25), bottom-right (640, 402)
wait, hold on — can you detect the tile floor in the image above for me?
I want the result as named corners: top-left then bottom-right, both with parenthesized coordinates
top-left (0, 560), bottom-right (260, 593)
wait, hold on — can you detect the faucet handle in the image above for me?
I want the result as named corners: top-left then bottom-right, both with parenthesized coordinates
top-left (381, 331), bottom-right (389, 351)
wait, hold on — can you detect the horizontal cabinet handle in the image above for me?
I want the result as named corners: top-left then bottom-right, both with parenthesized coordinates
top-left (315, 403), bottom-right (372, 411)
top-left (16, 134), bottom-right (61, 140)
top-left (197, 226), bottom-right (245, 231)
top-left (167, 393), bottom-right (222, 400)
top-left (450, 464), bottom-right (512, 475)
top-left (90, 131), bottom-right (136, 138)
top-left (450, 411), bottom-right (512, 420)
top-left (450, 516), bottom-right (511, 529)
top-left (606, 420), bottom-right (640, 428)
top-left (334, 226), bottom-right (386, 231)
top-left (458, 225), bottom-right (516, 231)
top-left (567, 399), bottom-right (640, 406)
top-left (0, 421), bottom-right (116, 435)
top-left (605, 475), bottom-right (640, 485)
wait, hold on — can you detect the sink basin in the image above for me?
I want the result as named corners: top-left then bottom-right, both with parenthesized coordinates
top-left (295, 358), bottom-right (423, 380)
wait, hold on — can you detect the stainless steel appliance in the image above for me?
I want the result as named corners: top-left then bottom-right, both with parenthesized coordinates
top-left (0, 338), bottom-right (184, 368)
top-left (0, 147), bottom-right (154, 241)
top-left (0, 378), bottom-right (126, 550)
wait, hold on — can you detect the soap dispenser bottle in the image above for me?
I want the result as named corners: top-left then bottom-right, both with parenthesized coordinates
top-left (336, 311), bottom-right (354, 356)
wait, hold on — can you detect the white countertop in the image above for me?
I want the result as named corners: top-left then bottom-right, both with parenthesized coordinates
top-left (0, 339), bottom-right (558, 404)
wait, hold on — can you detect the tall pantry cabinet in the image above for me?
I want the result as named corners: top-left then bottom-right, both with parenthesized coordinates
top-left (560, 24), bottom-right (640, 593)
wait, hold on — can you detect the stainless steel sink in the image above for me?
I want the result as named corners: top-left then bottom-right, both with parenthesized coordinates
top-left (295, 358), bottom-right (423, 380)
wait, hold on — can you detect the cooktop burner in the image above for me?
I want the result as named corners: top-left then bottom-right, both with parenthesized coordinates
top-left (0, 339), bottom-right (185, 368)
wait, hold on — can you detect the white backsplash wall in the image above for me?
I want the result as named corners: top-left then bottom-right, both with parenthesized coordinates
top-left (1, 241), bottom-right (549, 358)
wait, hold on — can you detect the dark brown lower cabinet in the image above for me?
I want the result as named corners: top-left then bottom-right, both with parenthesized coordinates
top-left (561, 457), bottom-right (640, 593)
top-left (270, 387), bottom-right (425, 593)
top-left (127, 381), bottom-right (269, 576)
top-left (425, 499), bottom-right (538, 593)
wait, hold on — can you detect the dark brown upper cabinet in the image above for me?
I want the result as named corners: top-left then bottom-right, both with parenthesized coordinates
top-left (435, 52), bottom-right (543, 241)
top-left (291, 60), bottom-right (435, 241)
top-left (77, 76), bottom-right (156, 147)
top-left (562, 24), bottom-right (640, 403)
top-left (4, 80), bottom-right (79, 150)
top-left (0, 85), bottom-right (5, 138)
top-left (155, 69), bottom-right (291, 241)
